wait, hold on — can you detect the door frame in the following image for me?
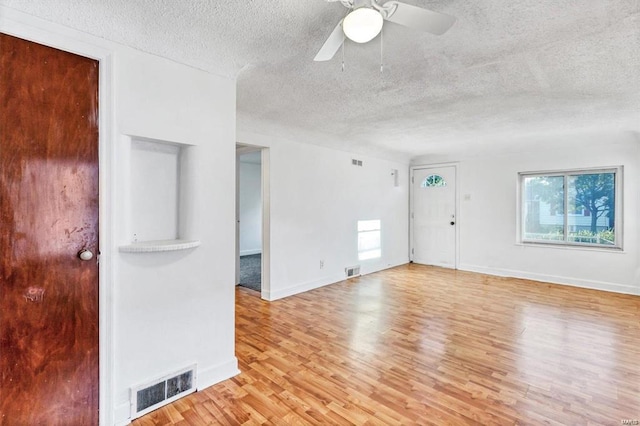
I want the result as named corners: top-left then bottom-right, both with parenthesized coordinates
top-left (1, 8), bottom-right (116, 425)
top-left (409, 163), bottom-right (460, 269)
top-left (235, 143), bottom-right (271, 300)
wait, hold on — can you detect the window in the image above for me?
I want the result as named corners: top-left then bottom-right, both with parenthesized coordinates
top-left (421, 174), bottom-right (446, 188)
top-left (358, 220), bottom-right (381, 260)
top-left (520, 168), bottom-right (621, 248)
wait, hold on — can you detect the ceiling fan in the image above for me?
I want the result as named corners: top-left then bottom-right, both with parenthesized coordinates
top-left (315, 0), bottom-right (456, 61)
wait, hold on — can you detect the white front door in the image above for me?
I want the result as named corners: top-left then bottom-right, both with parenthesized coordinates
top-left (412, 166), bottom-right (456, 268)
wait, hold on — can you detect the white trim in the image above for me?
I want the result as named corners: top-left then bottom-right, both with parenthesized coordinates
top-left (265, 274), bottom-right (349, 301)
top-left (261, 147), bottom-right (271, 301)
top-left (235, 142), bottom-right (271, 300)
top-left (240, 249), bottom-right (262, 256)
top-left (197, 358), bottom-right (241, 390)
top-left (265, 261), bottom-right (408, 301)
top-left (409, 163), bottom-right (459, 269)
top-left (236, 145), bottom-right (262, 155)
top-left (459, 263), bottom-right (639, 296)
top-left (518, 166), bottom-right (624, 177)
top-left (235, 152), bottom-right (241, 285)
top-left (513, 242), bottom-right (627, 254)
top-left (361, 260), bottom-right (408, 276)
top-left (119, 240), bottom-right (201, 253)
top-left (1, 8), bottom-right (116, 425)
top-left (100, 47), bottom-right (117, 426)
top-left (114, 403), bottom-right (132, 426)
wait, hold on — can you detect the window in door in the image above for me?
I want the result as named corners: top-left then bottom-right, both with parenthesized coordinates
top-left (421, 174), bottom-right (446, 188)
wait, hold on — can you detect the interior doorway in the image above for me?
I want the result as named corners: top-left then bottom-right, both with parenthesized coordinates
top-left (236, 144), bottom-right (270, 298)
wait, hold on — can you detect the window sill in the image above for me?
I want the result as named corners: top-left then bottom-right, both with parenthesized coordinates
top-left (516, 241), bottom-right (624, 254)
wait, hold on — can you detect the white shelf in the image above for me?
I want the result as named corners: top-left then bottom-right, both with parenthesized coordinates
top-left (119, 239), bottom-right (201, 253)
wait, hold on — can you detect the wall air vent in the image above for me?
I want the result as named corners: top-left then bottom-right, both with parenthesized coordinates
top-left (351, 159), bottom-right (363, 167)
top-left (131, 364), bottom-right (197, 420)
top-left (345, 265), bottom-right (361, 278)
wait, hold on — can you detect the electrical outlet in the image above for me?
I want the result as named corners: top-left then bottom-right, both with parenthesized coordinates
top-left (320, 260), bottom-right (324, 269)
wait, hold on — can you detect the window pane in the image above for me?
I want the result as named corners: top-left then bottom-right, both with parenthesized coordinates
top-left (523, 176), bottom-right (564, 242)
top-left (421, 174), bottom-right (446, 188)
top-left (567, 173), bottom-right (615, 246)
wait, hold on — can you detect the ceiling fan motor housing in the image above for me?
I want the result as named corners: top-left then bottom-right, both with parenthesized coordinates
top-left (315, 0), bottom-right (456, 61)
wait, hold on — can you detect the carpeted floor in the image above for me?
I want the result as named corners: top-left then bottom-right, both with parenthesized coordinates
top-left (239, 254), bottom-right (261, 292)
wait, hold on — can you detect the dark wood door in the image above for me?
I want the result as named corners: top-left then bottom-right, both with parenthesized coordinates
top-left (0, 33), bottom-right (99, 424)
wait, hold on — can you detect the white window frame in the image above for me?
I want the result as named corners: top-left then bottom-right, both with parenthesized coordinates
top-left (519, 166), bottom-right (623, 249)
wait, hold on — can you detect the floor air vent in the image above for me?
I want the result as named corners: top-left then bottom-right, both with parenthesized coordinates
top-left (131, 364), bottom-right (197, 420)
top-left (345, 265), bottom-right (361, 278)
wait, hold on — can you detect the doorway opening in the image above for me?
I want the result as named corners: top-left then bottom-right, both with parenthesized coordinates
top-left (236, 144), bottom-right (270, 298)
top-left (410, 164), bottom-right (458, 269)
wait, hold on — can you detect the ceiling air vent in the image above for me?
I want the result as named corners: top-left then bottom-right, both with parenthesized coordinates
top-left (345, 265), bottom-right (361, 278)
top-left (351, 159), bottom-right (363, 167)
top-left (131, 364), bottom-right (197, 420)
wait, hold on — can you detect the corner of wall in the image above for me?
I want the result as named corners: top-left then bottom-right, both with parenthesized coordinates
top-left (197, 357), bottom-right (241, 391)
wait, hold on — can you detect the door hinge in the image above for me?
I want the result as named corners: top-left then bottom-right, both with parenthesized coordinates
top-left (411, 212), bottom-right (414, 219)
top-left (411, 176), bottom-right (414, 184)
top-left (411, 248), bottom-right (414, 255)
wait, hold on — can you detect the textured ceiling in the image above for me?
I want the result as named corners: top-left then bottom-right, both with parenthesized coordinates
top-left (2, 0), bottom-right (639, 160)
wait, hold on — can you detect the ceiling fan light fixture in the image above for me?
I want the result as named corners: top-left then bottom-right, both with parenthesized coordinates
top-left (342, 7), bottom-right (384, 43)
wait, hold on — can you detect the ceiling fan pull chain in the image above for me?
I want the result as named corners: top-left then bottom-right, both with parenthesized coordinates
top-left (380, 25), bottom-right (384, 75)
top-left (342, 35), bottom-right (346, 72)
top-left (380, 25), bottom-right (385, 74)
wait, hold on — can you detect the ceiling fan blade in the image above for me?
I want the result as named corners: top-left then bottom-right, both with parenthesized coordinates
top-left (384, 1), bottom-right (456, 35)
top-left (314, 20), bottom-right (344, 61)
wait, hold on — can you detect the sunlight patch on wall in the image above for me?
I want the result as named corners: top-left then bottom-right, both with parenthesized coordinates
top-left (358, 220), bottom-right (381, 260)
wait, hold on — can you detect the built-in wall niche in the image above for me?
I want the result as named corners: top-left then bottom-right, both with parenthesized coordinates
top-left (119, 136), bottom-right (200, 253)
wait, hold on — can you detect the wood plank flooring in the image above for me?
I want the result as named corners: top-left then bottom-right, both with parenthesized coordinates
top-left (133, 264), bottom-right (640, 425)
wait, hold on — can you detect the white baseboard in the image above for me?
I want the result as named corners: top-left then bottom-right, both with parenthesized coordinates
top-left (361, 260), bottom-right (409, 276)
top-left (265, 273), bottom-right (345, 301)
top-left (458, 263), bottom-right (639, 296)
top-left (265, 260), bottom-right (410, 301)
top-left (114, 401), bottom-right (132, 426)
top-left (197, 358), bottom-right (241, 391)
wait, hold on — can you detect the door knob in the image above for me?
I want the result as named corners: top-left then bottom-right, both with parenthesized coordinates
top-left (450, 221), bottom-right (455, 226)
top-left (78, 249), bottom-right (93, 261)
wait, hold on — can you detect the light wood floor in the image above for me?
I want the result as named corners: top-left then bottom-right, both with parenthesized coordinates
top-left (133, 264), bottom-right (640, 425)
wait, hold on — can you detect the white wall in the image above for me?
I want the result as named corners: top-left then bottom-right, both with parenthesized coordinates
top-left (238, 160), bottom-right (262, 255)
top-left (237, 131), bottom-right (410, 300)
top-left (114, 49), bottom-right (238, 423)
top-left (0, 8), bottom-right (238, 425)
top-left (412, 131), bottom-right (640, 295)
